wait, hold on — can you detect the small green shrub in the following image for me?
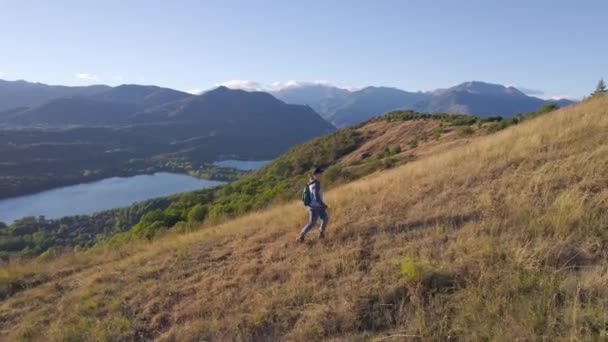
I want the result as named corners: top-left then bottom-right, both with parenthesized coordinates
top-left (460, 126), bottom-right (474, 136)
top-left (432, 127), bottom-right (443, 140)
top-left (187, 204), bottom-right (208, 223)
top-left (400, 256), bottom-right (430, 282)
top-left (323, 164), bottom-right (342, 184)
top-left (382, 157), bottom-right (397, 169)
top-left (480, 115), bottom-right (503, 123)
top-left (390, 145), bottom-right (402, 155)
top-left (377, 145), bottom-right (402, 160)
top-left (378, 147), bottom-right (391, 159)
top-left (408, 138), bottom-right (419, 149)
top-left (488, 121), bottom-right (506, 133)
top-left (38, 247), bottom-right (61, 260)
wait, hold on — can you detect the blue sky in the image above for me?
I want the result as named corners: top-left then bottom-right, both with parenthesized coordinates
top-left (1, 0), bottom-right (606, 99)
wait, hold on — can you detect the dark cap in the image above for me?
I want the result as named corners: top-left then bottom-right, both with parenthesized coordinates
top-left (313, 167), bottom-right (324, 175)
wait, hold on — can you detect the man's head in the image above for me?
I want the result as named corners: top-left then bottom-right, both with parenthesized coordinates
top-left (312, 167), bottom-right (324, 180)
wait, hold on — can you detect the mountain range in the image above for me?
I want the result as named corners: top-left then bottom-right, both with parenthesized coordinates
top-left (0, 81), bottom-right (335, 159)
top-left (0, 79), bottom-right (574, 129)
top-left (272, 81), bottom-right (575, 127)
top-left (0, 79), bottom-right (110, 112)
top-left (0, 80), bottom-right (333, 136)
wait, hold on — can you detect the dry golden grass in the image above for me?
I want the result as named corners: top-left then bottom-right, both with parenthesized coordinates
top-left (1, 95), bottom-right (607, 341)
top-left (339, 117), bottom-right (476, 166)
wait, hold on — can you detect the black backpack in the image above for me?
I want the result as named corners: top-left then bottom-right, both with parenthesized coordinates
top-left (302, 182), bottom-right (312, 206)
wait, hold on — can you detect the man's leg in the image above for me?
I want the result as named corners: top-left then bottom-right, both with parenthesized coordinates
top-left (318, 209), bottom-right (329, 237)
top-left (299, 209), bottom-right (319, 239)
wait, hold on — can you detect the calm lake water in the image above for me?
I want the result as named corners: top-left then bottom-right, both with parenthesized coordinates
top-left (0, 172), bottom-right (224, 224)
top-left (213, 159), bottom-right (271, 171)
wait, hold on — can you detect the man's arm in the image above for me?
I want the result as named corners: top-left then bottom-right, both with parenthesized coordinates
top-left (313, 182), bottom-right (328, 208)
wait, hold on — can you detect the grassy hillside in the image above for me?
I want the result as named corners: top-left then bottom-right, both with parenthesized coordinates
top-left (0, 110), bottom-right (486, 258)
top-left (114, 111), bottom-right (509, 242)
top-left (1, 96), bottom-right (607, 340)
top-left (114, 106), bottom-right (548, 244)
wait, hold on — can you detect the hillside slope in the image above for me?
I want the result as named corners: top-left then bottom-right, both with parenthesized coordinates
top-left (1, 96), bottom-right (607, 340)
top-left (4, 97), bottom-right (139, 126)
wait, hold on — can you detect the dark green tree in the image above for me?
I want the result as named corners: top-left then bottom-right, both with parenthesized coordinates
top-left (187, 204), bottom-right (208, 222)
top-left (592, 78), bottom-right (606, 96)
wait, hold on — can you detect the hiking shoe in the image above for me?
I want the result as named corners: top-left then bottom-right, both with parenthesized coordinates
top-left (297, 235), bottom-right (305, 243)
top-left (319, 231), bottom-right (325, 239)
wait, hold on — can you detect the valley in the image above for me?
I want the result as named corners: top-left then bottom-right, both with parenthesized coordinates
top-left (0, 84), bottom-right (334, 199)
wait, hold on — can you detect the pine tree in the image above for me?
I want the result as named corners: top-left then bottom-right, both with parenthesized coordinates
top-left (592, 78), bottom-right (607, 96)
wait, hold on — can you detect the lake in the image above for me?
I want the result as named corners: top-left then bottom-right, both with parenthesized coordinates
top-left (213, 159), bottom-right (271, 171)
top-left (0, 172), bottom-right (225, 224)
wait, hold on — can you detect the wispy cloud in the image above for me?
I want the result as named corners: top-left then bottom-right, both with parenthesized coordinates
top-left (74, 73), bottom-right (99, 81)
top-left (268, 80), bottom-right (333, 91)
top-left (218, 80), bottom-right (266, 91)
top-left (218, 80), bottom-right (339, 92)
top-left (506, 83), bottom-right (579, 100)
top-left (186, 88), bottom-right (204, 95)
top-left (514, 86), bottom-right (545, 96)
top-left (0, 71), bottom-right (5, 78)
top-left (548, 94), bottom-right (580, 101)
top-left (112, 74), bottom-right (124, 82)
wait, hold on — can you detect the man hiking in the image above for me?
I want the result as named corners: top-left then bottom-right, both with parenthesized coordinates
top-left (298, 167), bottom-right (329, 242)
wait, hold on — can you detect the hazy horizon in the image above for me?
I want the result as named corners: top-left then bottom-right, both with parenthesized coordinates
top-left (0, 77), bottom-right (583, 101)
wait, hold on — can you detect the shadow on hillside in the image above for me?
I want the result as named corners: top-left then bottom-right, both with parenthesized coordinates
top-left (0, 274), bottom-right (49, 301)
top-left (384, 211), bottom-right (481, 235)
top-left (355, 271), bottom-right (465, 332)
top-left (0, 267), bottom-right (78, 301)
top-left (333, 212), bottom-right (480, 274)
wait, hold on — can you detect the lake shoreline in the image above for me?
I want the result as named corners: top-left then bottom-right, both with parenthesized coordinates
top-left (0, 172), bottom-right (226, 224)
top-left (0, 160), bottom-right (271, 223)
top-left (0, 164), bottom-right (242, 201)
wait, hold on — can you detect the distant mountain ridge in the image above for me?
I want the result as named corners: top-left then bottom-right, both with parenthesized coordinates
top-left (419, 81), bottom-right (552, 118)
top-left (126, 86), bottom-right (335, 144)
top-left (0, 79), bottom-right (575, 129)
top-left (93, 84), bottom-right (191, 108)
top-left (272, 81), bottom-right (576, 127)
top-left (325, 86), bottom-right (428, 128)
top-left (0, 81), bottom-right (334, 136)
top-left (0, 79), bottom-right (110, 112)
